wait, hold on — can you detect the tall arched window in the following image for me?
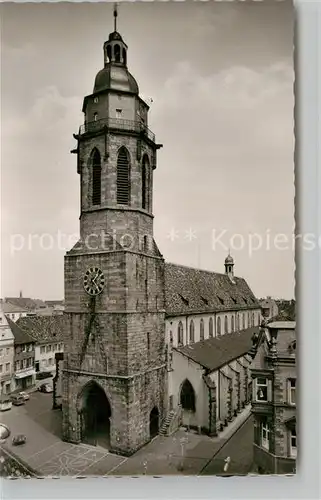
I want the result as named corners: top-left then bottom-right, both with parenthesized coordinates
top-left (180, 379), bottom-right (195, 412)
top-left (209, 317), bottom-right (213, 338)
top-left (189, 320), bottom-right (195, 344)
top-left (242, 313), bottom-right (245, 330)
top-left (248, 312), bottom-right (251, 328)
top-left (178, 321), bottom-right (184, 346)
top-left (142, 155), bottom-right (149, 210)
top-left (200, 319), bottom-right (204, 341)
top-left (231, 315), bottom-right (234, 332)
top-left (114, 44), bottom-right (121, 63)
top-left (217, 317), bottom-right (221, 336)
top-left (122, 48), bottom-right (127, 65)
top-left (224, 315), bottom-right (228, 334)
top-left (117, 147), bottom-right (130, 205)
top-left (252, 313), bottom-right (255, 327)
top-left (92, 148), bottom-right (101, 205)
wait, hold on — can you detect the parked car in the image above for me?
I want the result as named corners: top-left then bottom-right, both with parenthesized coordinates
top-left (12, 434), bottom-right (27, 446)
top-left (11, 394), bottom-right (25, 406)
top-left (36, 371), bottom-right (53, 380)
top-left (18, 392), bottom-right (30, 401)
top-left (38, 383), bottom-right (53, 393)
top-left (0, 395), bottom-right (12, 412)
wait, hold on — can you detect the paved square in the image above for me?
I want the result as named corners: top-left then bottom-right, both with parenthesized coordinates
top-left (0, 391), bottom-right (253, 476)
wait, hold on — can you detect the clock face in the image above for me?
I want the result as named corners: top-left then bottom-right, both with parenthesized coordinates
top-left (83, 267), bottom-right (105, 296)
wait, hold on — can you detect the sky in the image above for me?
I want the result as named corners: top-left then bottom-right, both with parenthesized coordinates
top-left (0, 1), bottom-right (295, 300)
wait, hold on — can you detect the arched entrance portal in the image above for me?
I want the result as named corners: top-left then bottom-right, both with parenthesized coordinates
top-left (79, 382), bottom-right (111, 449)
top-left (149, 407), bottom-right (159, 439)
top-left (180, 379), bottom-right (196, 428)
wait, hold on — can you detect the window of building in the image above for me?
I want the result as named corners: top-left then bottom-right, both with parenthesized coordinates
top-left (40, 346), bottom-right (45, 354)
top-left (6, 348), bottom-right (9, 355)
top-left (261, 420), bottom-right (270, 450)
top-left (217, 317), bottom-right (221, 336)
top-left (248, 312), bottom-right (251, 327)
top-left (94, 97), bottom-right (99, 104)
top-left (5, 363), bottom-right (10, 372)
top-left (117, 147), bottom-right (130, 205)
top-left (180, 379), bottom-right (196, 412)
top-left (290, 428), bottom-right (297, 458)
top-left (15, 361), bottom-right (19, 371)
top-left (242, 313), bottom-right (245, 330)
top-left (209, 317), bottom-right (213, 338)
top-left (0, 365), bottom-right (2, 373)
top-left (92, 148), bottom-right (102, 206)
top-left (288, 379), bottom-right (296, 405)
top-left (178, 321), bottom-right (184, 346)
top-left (200, 319), bottom-right (204, 341)
top-left (231, 315), bottom-right (235, 332)
top-left (0, 349), bottom-right (3, 357)
top-left (224, 316), bottom-right (228, 334)
top-left (22, 345), bottom-right (26, 353)
top-left (23, 359), bottom-right (27, 369)
top-left (169, 330), bottom-right (173, 345)
top-left (189, 320), bottom-right (195, 344)
top-left (256, 377), bottom-right (268, 402)
top-left (94, 112), bottom-right (98, 122)
top-left (46, 345), bottom-right (52, 353)
top-left (116, 108), bottom-right (122, 119)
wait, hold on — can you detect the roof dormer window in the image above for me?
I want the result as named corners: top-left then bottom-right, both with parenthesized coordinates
top-left (179, 294), bottom-right (189, 306)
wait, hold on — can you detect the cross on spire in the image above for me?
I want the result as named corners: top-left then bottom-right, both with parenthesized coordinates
top-left (113, 3), bottom-right (118, 32)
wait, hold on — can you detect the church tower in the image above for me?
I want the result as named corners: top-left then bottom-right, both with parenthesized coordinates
top-left (62, 7), bottom-right (166, 456)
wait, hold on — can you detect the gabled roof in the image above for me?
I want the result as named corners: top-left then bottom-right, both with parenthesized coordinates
top-left (6, 317), bottom-right (35, 345)
top-left (45, 300), bottom-right (64, 307)
top-left (5, 297), bottom-right (47, 311)
top-left (1, 302), bottom-right (28, 314)
top-left (165, 263), bottom-right (259, 317)
top-left (175, 326), bottom-right (260, 372)
top-left (16, 316), bottom-right (65, 344)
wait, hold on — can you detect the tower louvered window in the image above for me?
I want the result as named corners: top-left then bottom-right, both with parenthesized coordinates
top-left (117, 147), bottom-right (130, 205)
top-left (142, 155), bottom-right (149, 210)
top-left (92, 149), bottom-right (101, 205)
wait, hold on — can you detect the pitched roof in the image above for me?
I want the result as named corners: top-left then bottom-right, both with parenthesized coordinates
top-left (5, 297), bottom-right (47, 311)
top-left (16, 316), bottom-right (65, 344)
top-left (6, 317), bottom-right (35, 345)
top-left (165, 263), bottom-right (259, 317)
top-left (45, 300), bottom-right (64, 307)
top-left (175, 326), bottom-right (259, 372)
top-left (1, 302), bottom-right (28, 313)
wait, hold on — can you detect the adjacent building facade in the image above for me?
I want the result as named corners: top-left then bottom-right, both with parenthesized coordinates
top-left (259, 297), bottom-right (279, 321)
top-left (8, 318), bottom-right (36, 391)
top-left (0, 305), bottom-right (15, 395)
top-left (16, 316), bottom-right (64, 375)
top-left (251, 321), bottom-right (296, 474)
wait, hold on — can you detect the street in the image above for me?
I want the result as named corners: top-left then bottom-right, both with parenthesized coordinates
top-left (0, 392), bottom-right (254, 476)
top-left (200, 416), bottom-right (254, 475)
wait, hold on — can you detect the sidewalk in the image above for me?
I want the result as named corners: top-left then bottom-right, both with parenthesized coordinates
top-left (213, 405), bottom-right (252, 442)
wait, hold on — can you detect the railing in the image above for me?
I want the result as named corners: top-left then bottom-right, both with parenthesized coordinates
top-left (79, 117), bottom-right (155, 142)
